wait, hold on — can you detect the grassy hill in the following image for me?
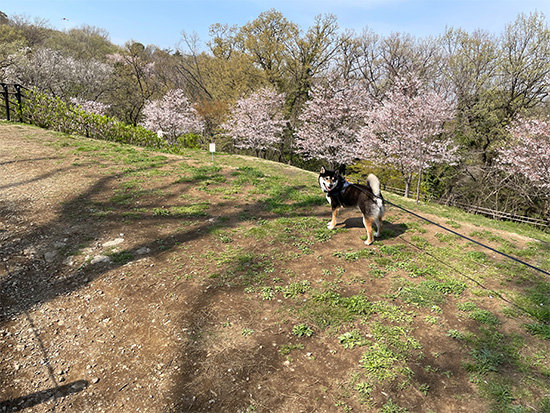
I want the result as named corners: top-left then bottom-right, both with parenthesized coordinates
top-left (0, 122), bottom-right (549, 412)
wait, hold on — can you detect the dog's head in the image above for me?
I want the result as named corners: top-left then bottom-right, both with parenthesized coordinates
top-left (318, 167), bottom-right (342, 193)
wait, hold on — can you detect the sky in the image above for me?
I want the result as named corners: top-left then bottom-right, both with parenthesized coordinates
top-left (1, 0), bottom-right (550, 50)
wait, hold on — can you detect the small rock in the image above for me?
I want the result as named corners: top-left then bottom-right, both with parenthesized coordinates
top-left (91, 377), bottom-right (100, 384)
top-left (135, 247), bottom-right (150, 255)
top-left (63, 256), bottom-right (75, 266)
top-left (102, 238), bottom-right (124, 248)
top-left (23, 247), bottom-right (37, 256)
top-left (91, 255), bottom-right (111, 265)
top-left (44, 251), bottom-right (57, 263)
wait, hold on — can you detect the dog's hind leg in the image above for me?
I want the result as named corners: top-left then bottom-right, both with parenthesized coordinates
top-left (374, 218), bottom-right (382, 238)
top-left (363, 216), bottom-right (374, 245)
top-left (328, 207), bottom-right (339, 230)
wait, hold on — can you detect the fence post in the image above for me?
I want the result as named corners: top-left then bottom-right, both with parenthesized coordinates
top-left (14, 84), bottom-right (23, 122)
top-left (1, 83), bottom-right (9, 121)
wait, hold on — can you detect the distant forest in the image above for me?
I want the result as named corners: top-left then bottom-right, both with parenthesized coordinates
top-left (0, 10), bottom-right (548, 219)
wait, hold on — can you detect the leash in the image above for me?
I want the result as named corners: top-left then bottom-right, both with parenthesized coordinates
top-left (347, 183), bottom-right (550, 277)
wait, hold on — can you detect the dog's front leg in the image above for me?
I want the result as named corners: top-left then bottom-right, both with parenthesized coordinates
top-left (327, 207), bottom-right (339, 230)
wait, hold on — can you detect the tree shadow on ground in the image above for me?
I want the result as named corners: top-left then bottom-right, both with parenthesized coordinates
top-left (0, 148), bottom-right (331, 409)
top-left (0, 380), bottom-right (88, 412)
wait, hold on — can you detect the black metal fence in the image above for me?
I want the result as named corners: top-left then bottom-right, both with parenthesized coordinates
top-left (0, 83), bottom-right (26, 122)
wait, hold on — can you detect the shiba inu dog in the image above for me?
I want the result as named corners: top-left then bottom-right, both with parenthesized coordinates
top-left (319, 167), bottom-right (385, 245)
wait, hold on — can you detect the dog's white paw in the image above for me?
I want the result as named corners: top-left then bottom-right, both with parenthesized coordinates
top-left (374, 231), bottom-right (380, 238)
top-left (327, 222), bottom-right (335, 230)
top-left (364, 239), bottom-right (373, 246)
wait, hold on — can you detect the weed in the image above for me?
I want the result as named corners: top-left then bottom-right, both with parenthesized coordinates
top-left (467, 251), bottom-right (488, 263)
top-left (458, 302), bottom-right (501, 326)
top-left (354, 381), bottom-right (373, 399)
top-left (292, 323), bottom-right (314, 337)
top-left (410, 235), bottom-right (430, 248)
top-left (419, 383), bottom-right (430, 395)
top-left (283, 281), bottom-right (311, 298)
top-left (279, 343), bottom-right (304, 355)
top-left (241, 328), bottom-right (254, 337)
top-left (447, 329), bottom-right (466, 340)
top-left (360, 342), bottom-right (403, 381)
top-left (381, 399), bottom-right (409, 412)
top-left (469, 309), bottom-right (501, 326)
top-left (424, 315), bottom-right (438, 325)
top-left (260, 286), bottom-right (274, 300)
top-left (339, 330), bottom-right (368, 349)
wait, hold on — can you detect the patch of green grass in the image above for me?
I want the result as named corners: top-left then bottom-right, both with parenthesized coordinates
top-left (152, 203), bottom-right (210, 217)
top-left (298, 290), bottom-right (373, 331)
top-left (282, 281), bottom-right (311, 298)
top-left (512, 280), bottom-right (550, 339)
top-left (109, 188), bottom-right (161, 205)
top-left (399, 279), bottom-right (466, 307)
top-left (360, 342), bottom-right (404, 381)
top-left (279, 343), bottom-right (304, 355)
top-left (404, 221), bottom-right (427, 234)
top-left (212, 249), bottom-right (275, 286)
top-left (108, 250), bottom-right (134, 265)
top-left (333, 249), bottom-right (375, 261)
top-left (458, 302), bottom-right (500, 326)
top-left (435, 232), bottom-right (461, 243)
top-left (409, 235), bottom-right (430, 249)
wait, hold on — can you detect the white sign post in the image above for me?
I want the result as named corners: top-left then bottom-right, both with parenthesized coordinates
top-left (209, 143), bottom-right (216, 164)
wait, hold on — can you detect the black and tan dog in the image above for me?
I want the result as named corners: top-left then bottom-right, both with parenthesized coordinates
top-left (319, 167), bottom-right (385, 245)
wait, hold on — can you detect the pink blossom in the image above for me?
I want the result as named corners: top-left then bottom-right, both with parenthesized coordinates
top-left (141, 89), bottom-right (203, 143)
top-left (358, 74), bottom-right (457, 194)
top-left (70, 97), bottom-right (110, 116)
top-left (496, 117), bottom-right (550, 191)
top-left (223, 87), bottom-right (286, 153)
top-left (295, 76), bottom-right (371, 167)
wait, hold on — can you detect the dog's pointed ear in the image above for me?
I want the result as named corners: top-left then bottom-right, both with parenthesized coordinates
top-left (320, 167), bottom-right (325, 174)
top-left (334, 169), bottom-right (340, 177)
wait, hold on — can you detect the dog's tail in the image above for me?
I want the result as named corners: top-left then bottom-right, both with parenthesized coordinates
top-left (366, 174), bottom-right (381, 197)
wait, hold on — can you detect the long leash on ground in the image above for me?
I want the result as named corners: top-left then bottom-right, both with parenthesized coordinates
top-left (348, 183), bottom-right (550, 277)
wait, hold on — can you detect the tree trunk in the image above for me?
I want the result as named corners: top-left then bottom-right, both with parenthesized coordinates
top-left (415, 169), bottom-right (423, 204)
top-left (404, 179), bottom-right (411, 198)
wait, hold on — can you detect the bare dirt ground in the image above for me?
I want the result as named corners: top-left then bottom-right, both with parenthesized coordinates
top-left (0, 124), bottom-right (548, 413)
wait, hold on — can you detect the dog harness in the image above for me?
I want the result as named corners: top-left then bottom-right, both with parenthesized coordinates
top-left (324, 180), bottom-right (350, 208)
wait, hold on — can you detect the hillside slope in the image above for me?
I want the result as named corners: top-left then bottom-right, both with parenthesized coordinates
top-left (1, 123), bottom-right (549, 412)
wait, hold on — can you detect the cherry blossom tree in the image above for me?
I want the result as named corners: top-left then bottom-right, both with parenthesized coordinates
top-left (6, 47), bottom-right (112, 100)
top-left (295, 76), bottom-right (371, 169)
top-left (496, 116), bottom-right (550, 192)
top-left (358, 74), bottom-right (457, 199)
top-left (141, 89), bottom-right (203, 144)
top-left (222, 87), bottom-right (286, 157)
top-left (69, 97), bottom-right (110, 116)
